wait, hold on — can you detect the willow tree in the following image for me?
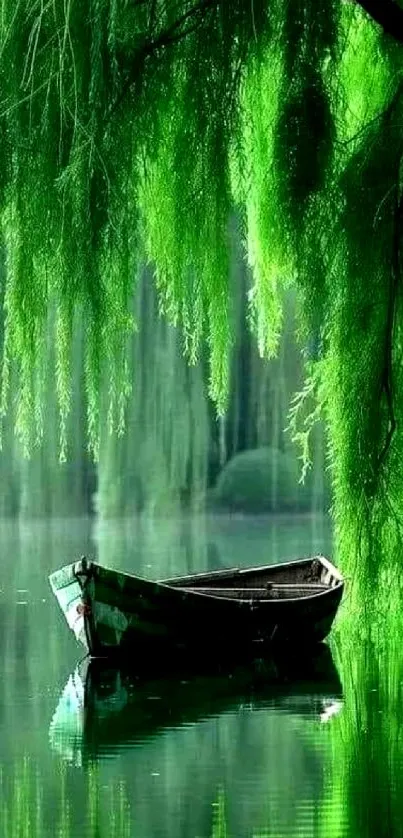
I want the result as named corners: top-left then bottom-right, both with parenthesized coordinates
top-left (0, 0), bottom-right (402, 585)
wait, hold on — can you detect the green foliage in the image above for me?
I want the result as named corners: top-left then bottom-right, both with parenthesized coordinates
top-left (238, 37), bottom-right (285, 359)
top-left (0, 0), bottom-right (138, 455)
top-left (213, 446), bottom-right (319, 513)
top-left (0, 0), bottom-right (402, 581)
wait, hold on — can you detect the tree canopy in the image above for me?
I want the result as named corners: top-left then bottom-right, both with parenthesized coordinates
top-left (0, 0), bottom-right (402, 584)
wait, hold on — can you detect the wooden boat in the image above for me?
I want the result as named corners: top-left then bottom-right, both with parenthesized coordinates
top-left (49, 555), bottom-right (344, 659)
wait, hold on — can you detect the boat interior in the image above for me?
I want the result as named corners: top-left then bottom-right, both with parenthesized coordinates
top-left (164, 557), bottom-right (343, 601)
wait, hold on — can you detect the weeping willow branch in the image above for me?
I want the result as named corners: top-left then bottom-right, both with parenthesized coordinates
top-left (109, 0), bottom-right (220, 115)
top-left (1, 0), bottom-right (403, 589)
top-left (376, 173), bottom-right (402, 475)
top-left (370, 90), bottom-right (403, 479)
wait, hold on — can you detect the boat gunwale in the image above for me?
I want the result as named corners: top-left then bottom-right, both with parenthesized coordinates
top-left (163, 554), bottom-right (326, 587)
top-left (168, 581), bottom-right (344, 606)
top-left (162, 555), bottom-right (335, 586)
top-left (50, 555), bottom-right (343, 607)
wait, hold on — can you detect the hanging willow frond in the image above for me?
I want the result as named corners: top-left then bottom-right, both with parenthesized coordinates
top-left (1, 0), bottom-right (403, 585)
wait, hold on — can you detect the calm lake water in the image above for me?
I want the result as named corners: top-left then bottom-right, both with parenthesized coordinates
top-left (0, 514), bottom-right (401, 837)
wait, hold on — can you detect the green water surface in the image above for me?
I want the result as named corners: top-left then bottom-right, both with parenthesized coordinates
top-left (0, 514), bottom-right (398, 838)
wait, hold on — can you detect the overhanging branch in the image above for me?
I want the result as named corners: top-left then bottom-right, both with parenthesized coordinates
top-left (109, 0), bottom-right (219, 116)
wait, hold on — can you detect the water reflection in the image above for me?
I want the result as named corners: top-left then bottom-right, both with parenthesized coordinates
top-left (8, 514), bottom-right (402, 838)
top-left (326, 596), bottom-right (403, 838)
top-left (46, 645), bottom-right (342, 837)
top-left (49, 644), bottom-right (342, 767)
top-left (93, 512), bottom-right (332, 579)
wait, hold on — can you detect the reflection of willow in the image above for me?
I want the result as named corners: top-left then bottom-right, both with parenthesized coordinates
top-left (0, 761), bottom-right (224, 838)
top-left (0, 762), bottom-right (229, 838)
top-left (0, 758), bottom-right (133, 838)
top-left (323, 592), bottom-right (403, 838)
top-left (93, 513), bottom-right (333, 581)
top-left (93, 511), bottom-right (213, 579)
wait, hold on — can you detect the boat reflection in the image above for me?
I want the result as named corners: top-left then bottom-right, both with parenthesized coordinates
top-left (49, 644), bottom-right (343, 766)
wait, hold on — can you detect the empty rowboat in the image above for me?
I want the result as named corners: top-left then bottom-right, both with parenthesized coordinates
top-left (49, 556), bottom-right (344, 663)
top-left (49, 555), bottom-right (344, 660)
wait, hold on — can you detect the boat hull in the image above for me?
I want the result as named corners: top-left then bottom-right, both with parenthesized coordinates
top-left (49, 557), bottom-right (344, 660)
